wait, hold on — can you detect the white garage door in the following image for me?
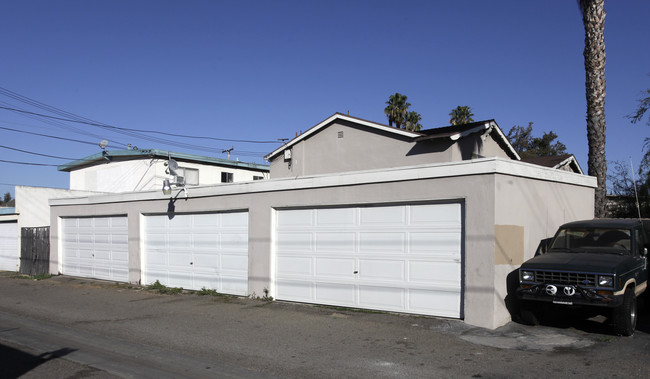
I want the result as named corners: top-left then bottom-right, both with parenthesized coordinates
top-left (274, 203), bottom-right (462, 318)
top-left (61, 216), bottom-right (129, 282)
top-left (142, 212), bottom-right (248, 295)
top-left (0, 222), bottom-right (19, 272)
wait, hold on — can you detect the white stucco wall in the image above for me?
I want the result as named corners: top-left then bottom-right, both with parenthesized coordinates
top-left (69, 159), bottom-right (269, 193)
top-left (49, 158), bottom-right (595, 329)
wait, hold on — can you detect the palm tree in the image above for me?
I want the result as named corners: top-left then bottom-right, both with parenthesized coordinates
top-left (384, 93), bottom-right (410, 128)
top-left (580, 0), bottom-right (607, 218)
top-left (404, 111), bottom-right (422, 132)
top-left (448, 106), bottom-right (474, 125)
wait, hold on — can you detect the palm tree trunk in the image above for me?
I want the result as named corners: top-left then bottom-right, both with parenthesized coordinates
top-left (581, 0), bottom-right (607, 218)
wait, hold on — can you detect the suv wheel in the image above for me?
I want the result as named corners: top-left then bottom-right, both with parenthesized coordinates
top-left (612, 288), bottom-right (637, 336)
top-left (519, 301), bottom-right (543, 326)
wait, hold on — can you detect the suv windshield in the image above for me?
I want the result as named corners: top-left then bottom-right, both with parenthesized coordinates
top-left (550, 227), bottom-right (631, 253)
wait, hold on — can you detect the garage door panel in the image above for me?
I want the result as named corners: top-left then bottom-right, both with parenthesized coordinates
top-left (410, 203), bottom-right (461, 225)
top-left (409, 232), bottom-right (461, 254)
top-left (409, 261), bottom-right (460, 285)
top-left (359, 232), bottom-right (405, 252)
top-left (360, 206), bottom-right (406, 226)
top-left (315, 233), bottom-right (355, 252)
top-left (0, 223), bottom-right (18, 271)
top-left (221, 212), bottom-right (248, 228)
top-left (221, 275), bottom-right (247, 295)
top-left (275, 203), bottom-right (462, 318)
top-left (315, 283), bottom-right (355, 304)
top-left (221, 233), bottom-right (248, 250)
top-left (277, 209), bottom-right (313, 227)
top-left (142, 212), bottom-right (248, 294)
top-left (168, 252), bottom-right (192, 267)
top-left (168, 271), bottom-right (192, 288)
top-left (221, 254), bottom-right (247, 271)
top-left (277, 256), bottom-right (312, 277)
top-left (409, 288), bottom-right (460, 317)
top-left (193, 233), bottom-right (219, 246)
top-left (277, 233), bottom-right (312, 251)
top-left (193, 273), bottom-right (219, 290)
top-left (61, 216), bottom-right (129, 282)
top-left (315, 257), bottom-right (355, 278)
top-left (358, 285), bottom-right (406, 309)
top-left (359, 259), bottom-right (405, 281)
top-left (316, 208), bottom-right (356, 226)
top-left (276, 280), bottom-right (312, 301)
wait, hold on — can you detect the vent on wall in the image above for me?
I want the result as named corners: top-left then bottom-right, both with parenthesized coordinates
top-left (338, 131), bottom-right (344, 138)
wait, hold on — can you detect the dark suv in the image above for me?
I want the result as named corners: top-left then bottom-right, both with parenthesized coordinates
top-left (517, 219), bottom-right (649, 336)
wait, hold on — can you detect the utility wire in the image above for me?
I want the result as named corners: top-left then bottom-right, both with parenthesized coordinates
top-left (0, 144), bottom-right (75, 160)
top-left (0, 159), bottom-right (58, 167)
top-left (0, 125), bottom-right (116, 147)
top-left (0, 104), bottom-right (281, 144)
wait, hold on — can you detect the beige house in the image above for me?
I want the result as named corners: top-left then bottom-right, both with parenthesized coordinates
top-left (47, 113), bottom-right (595, 329)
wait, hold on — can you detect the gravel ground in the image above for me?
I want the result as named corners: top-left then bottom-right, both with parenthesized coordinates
top-left (1, 272), bottom-right (649, 378)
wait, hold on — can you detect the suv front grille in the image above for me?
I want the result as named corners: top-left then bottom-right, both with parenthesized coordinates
top-left (535, 271), bottom-right (598, 287)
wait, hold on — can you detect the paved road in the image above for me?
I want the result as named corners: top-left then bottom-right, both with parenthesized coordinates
top-left (1, 272), bottom-right (649, 378)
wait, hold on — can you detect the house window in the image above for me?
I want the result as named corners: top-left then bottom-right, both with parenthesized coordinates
top-left (221, 172), bottom-right (233, 183)
top-left (253, 176), bottom-right (264, 181)
top-left (178, 167), bottom-right (199, 185)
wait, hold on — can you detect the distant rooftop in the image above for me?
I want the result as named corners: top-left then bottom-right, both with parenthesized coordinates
top-left (58, 148), bottom-right (270, 172)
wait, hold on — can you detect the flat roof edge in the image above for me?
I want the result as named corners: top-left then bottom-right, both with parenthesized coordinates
top-left (50, 158), bottom-right (596, 206)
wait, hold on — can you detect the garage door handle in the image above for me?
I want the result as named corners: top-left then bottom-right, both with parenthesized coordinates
top-left (190, 262), bottom-right (193, 265)
top-left (353, 270), bottom-right (358, 274)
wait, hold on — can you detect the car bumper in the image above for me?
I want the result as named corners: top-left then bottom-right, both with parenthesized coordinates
top-left (517, 283), bottom-right (623, 308)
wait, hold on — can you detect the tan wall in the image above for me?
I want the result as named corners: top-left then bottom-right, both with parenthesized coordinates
top-left (492, 171), bottom-right (595, 326)
top-left (49, 158), bottom-right (596, 329)
top-left (270, 120), bottom-right (512, 179)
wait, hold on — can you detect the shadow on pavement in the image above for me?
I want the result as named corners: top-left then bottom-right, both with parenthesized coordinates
top-left (0, 343), bottom-right (76, 378)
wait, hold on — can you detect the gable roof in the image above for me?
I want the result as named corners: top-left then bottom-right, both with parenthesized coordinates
top-left (416, 119), bottom-right (520, 160)
top-left (265, 113), bottom-right (523, 161)
top-left (58, 148), bottom-right (269, 173)
top-left (521, 154), bottom-right (583, 174)
top-left (265, 113), bottom-right (422, 160)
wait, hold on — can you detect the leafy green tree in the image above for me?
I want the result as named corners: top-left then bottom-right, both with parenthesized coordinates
top-left (448, 106), bottom-right (474, 125)
top-left (384, 93), bottom-right (410, 128)
top-left (404, 111), bottom-right (422, 132)
top-left (506, 122), bottom-right (567, 159)
top-left (1, 192), bottom-right (11, 206)
top-left (579, 0), bottom-right (608, 218)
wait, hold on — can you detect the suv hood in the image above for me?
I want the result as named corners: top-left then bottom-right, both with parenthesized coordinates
top-left (521, 252), bottom-right (630, 274)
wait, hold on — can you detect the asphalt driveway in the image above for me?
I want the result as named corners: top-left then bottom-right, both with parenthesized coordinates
top-left (0, 272), bottom-right (649, 378)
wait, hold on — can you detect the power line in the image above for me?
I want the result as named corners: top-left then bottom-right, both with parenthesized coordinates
top-left (0, 104), bottom-right (281, 144)
top-left (0, 144), bottom-right (75, 160)
top-left (0, 159), bottom-right (58, 167)
top-left (0, 125), bottom-right (116, 147)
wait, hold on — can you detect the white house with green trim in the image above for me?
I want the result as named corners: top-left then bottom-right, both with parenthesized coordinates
top-left (57, 149), bottom-right (270, 193)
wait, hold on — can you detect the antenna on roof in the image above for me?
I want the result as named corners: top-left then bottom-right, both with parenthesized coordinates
top-left (222, 147), bottom-right (234, 160)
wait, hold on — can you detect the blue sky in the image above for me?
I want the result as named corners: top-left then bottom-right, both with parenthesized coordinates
top-left (1, 0), bottom-right (649, 197)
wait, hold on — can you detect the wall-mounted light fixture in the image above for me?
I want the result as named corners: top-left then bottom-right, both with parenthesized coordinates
top-left (162, 157), bottom-right (187, 198)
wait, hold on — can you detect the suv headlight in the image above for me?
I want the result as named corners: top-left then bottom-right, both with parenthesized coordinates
top-left (521, 270), bottom-right (535, 282)
top-left (598, 275), bottom-right (613, 287)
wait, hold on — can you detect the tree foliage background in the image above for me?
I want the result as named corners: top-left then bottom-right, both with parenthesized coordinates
top-left (506, 122), bottom-right (567, 158)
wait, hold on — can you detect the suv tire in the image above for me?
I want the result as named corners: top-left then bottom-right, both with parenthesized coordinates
top-left (612, 288), bottom-right (637, 336)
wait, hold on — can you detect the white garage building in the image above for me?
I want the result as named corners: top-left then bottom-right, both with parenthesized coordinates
top-left (48, 114), bottom-right (595, 329)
